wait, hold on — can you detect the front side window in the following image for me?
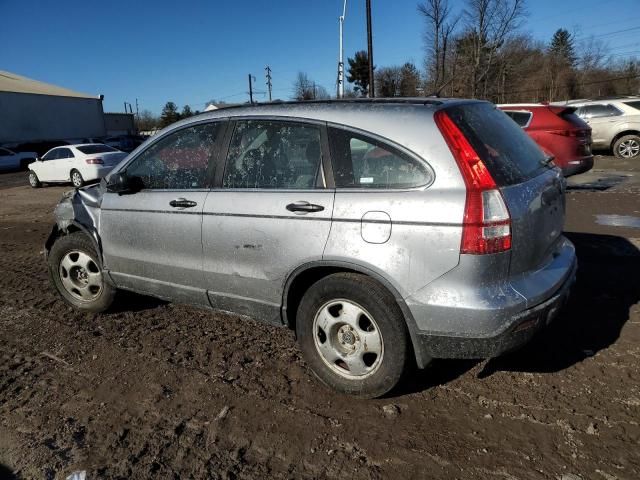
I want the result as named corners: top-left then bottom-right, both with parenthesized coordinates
top-left (223, 120), bottom-right (323, 189)
top-left (42, 149), bottom-right (59, 161)
top-left (328, 127), bottom-right (432, 189)
top-left (125, 122), bottom-right (223, 189)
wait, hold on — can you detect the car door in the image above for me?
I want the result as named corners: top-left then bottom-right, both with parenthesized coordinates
top-left (56, 147), bottom-right (76, 181)
top-left (36, 148), bottom-right (64, 180)
top-left (100, 120), bottom-right (227, 306)
top-left (201, 118), bottom-right (334, 324)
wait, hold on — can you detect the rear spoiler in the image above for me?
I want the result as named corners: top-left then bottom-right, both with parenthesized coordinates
top-left (547, 105), bottom-right (576, 116)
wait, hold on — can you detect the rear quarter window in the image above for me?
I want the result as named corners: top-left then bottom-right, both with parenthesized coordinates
top-left (445, 103), bottom-right (546, 186)
top-left (503, 110), bottom-right (532, 128)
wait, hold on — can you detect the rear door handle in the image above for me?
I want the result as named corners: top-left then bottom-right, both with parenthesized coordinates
top-left (286, 201), bottom-right (324, 213)
top-left (170, 198), bottom-right (197, 209)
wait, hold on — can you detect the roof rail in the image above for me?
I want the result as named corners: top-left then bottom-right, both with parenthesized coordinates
top-left (212, 97), bottom-right (445, 111)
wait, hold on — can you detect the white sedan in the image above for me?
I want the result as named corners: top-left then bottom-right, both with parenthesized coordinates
top-left (0, 147), bottom-right (37, 171)
top-left (28, 144), bottom-right (128, 188)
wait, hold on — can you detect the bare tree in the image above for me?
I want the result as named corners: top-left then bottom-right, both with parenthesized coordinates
top-left (463, 0), bottom-right (526, 98)
top-left (418, 0), bottom-right (459, 92)
top-left (292, 72), bottom-right (315, 101)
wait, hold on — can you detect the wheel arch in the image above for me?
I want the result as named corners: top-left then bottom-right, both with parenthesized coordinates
top-left (610, 130), bottom-right (640, 149)
top-left (282, 260), bottom-right (430, 368)
top-left (45, 221), bottom-right (104, 269)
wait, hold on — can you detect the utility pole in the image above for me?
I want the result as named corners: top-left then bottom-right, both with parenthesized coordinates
top-left (135, 98), bottom-right (139, 120)
top-left (366, 0), bottom-right (374, 98)
top-left (265, 66), bottom-right (273, 102)
top-left (337, 0), bottom-right (347, 98)
top-left (248, 74), bottom-right (254, 104)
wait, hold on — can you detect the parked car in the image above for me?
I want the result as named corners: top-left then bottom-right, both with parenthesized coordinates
top-left (498, 103), bottom-right (593, 176)
top-left (0, 147), bottom-right (37, 171)
top-left (555, 97), bottom-right (640, 159)
top-left (44, 100), bottom-right (576, 397)
top-left (28, 144), bottom-right (128, 188)
top-left (104, 135), bottom-right (145, 153)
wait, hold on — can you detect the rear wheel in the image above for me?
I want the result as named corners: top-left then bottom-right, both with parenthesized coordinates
top-left (71, 169), bottom-right (84, 188)
top-left (296, 273), bottom-right (409, 398)
top-left (28, 171), bottom-right (41, 188)
top-left (613, 134), bottom-right (640, 159)
top-left (48, 232), bottom-right (116, 313)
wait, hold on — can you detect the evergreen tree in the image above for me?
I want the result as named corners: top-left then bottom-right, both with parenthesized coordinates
top-left (549, 28), bottom-right (576, 67)
top-left (180, 105), bottom-right (193, 119)
top-left (159, 102), bottom-right (180, 127)
top-left (399, 62), bottom-right (421, 96)
top-left (347, 50), bottom-right (373, 97)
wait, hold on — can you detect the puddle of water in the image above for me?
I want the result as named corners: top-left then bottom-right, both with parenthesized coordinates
top-left (595, 215), bottom-right (640, 228)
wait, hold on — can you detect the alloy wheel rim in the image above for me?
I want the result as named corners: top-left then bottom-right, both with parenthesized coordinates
top-left (29, 173), bottom-right (37, 186)
top-left (312, 299), bottom-right (384, 379)
top-left (619, 139), bottom-right (640, 158)
top-left (72, 173), bottom-right (82, 186)
top-left (59, 250), bottom-right (102, 301)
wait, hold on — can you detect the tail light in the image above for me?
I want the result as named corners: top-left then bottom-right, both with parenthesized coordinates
top-left (434, 110), bottom-right (511, 254)
top-left (85, 158), bottom-right (103, 165)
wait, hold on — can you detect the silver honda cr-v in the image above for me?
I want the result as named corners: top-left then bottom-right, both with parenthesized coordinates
top-left (45, 99), bottom-right (577, 398)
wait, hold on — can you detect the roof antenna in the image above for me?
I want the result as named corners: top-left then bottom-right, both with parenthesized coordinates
top-left (426, 78), bottom-right (453, 98)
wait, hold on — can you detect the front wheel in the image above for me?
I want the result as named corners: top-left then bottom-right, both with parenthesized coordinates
top-left (296, 273), bottom-right (410, 398)
top-left (613, 134), bottom-right (640, 159)
top-left (48, 232), bottom-right (116, 313)
top-left (71, 170), bottom-right (84, 188)
top-left (28, 171), bottom-right (41, 188)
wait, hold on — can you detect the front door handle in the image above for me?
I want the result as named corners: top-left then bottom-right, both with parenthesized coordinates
top-left (286, 201), bottom-right (324, 213)
top-left (170, 198), bottom-right (197, 209)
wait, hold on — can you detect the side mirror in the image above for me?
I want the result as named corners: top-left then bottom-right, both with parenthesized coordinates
top-left (106, 172), bottom-right (144, 194)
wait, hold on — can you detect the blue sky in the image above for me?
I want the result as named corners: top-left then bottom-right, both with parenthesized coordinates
top-left (3, 0), bottom-right (639, 114)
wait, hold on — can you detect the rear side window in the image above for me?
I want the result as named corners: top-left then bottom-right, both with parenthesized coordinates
top-left (577, 104), bottom-right (621, 118)
top-left (223, 120), bottom-right (323, 189)
top-left (77, 145), bottom-right (118, 154)
top-left (445, 103), bottom-right (546, 186)
top-left (624, 100), bottom-right (640, 111)
top-left (328, 127), bottom-right (431, 189)
top-left (503, 110), bottom-right (532, 128)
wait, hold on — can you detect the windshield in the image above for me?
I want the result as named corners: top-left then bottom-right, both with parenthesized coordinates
top-left (77, 145), bottom-right (119, 154)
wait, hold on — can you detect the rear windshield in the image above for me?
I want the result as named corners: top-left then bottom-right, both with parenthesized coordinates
top-left (446, 103), bottom-right (546, 186)
top-left (77, 145), bottom-right (118, 154)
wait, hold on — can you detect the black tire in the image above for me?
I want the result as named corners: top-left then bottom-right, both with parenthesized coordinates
top-left (28, 170), bottom-right (41, 188)
top-left (71, 169), bottom-right (84, 188)
top-left (48, 232), bottom-right (116, 313)
top-left (296, 272), bottom-right (409, 398)
top-left (613, 134), bottom-right (640, 159)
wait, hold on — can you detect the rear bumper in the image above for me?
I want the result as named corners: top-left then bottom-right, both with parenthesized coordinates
top-left (561, 155), bottom-right (593, 177)
top-left (415, 260), bottom-right (575, 358)
top-left (406, 236), bottom-right (577, 360)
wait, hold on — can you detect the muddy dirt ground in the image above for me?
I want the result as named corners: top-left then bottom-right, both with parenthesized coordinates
top-left (1, 156), bottom-right (639, 480)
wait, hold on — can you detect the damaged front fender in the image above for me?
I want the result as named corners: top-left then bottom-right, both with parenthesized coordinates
top-left (45, 184), bottom-right (105, 265)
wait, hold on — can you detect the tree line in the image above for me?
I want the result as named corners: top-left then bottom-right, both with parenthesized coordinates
top-left (139, 0), bottom-right (639, 130)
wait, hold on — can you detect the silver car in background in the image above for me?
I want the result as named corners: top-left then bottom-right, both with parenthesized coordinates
top-left (563, 97), bottom-right (640, 159)
top-left (45, 99), bottom-right (576, 397)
